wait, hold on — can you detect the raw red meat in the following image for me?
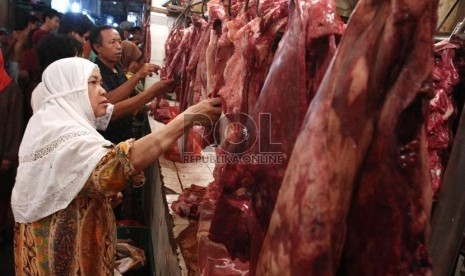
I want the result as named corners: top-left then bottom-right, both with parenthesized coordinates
top-left (161, 18), bottom-right (207, 111)
top-left (171, 185), bottom-right (206, 219)
top-left (209, 0), bottom-right (343, 272)
top-left (427, 41), bottom-right (460, 197)
top-left (218, 0), bottom-right (289, 115)
top-left (149, 98), bottom-right (177, 124)
top-left (257, 0), bottom-right (437, 274)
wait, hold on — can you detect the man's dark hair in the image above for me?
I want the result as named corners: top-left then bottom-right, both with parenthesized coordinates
top-left (36, 33), bottom-right (83, 75)
top-left (89, 25), bottom-right (116, 54)
top-left (41, 8), bottom-right (61, 22)
top-left (114, 27), bottom-right (125, 41)
top-left (58, 12), bottom-right (94, 37)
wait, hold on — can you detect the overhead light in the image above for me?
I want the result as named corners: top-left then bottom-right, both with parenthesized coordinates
top-left (106, 15), bottom-right (114, 25)
top-left (70, 2), bottom-right (81, 13)
top-left (51, 0), bottom-right (69, 13)
top-left (127, 12), bottom-right (137, 23)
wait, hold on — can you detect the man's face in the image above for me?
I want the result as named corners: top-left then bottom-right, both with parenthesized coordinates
top-left (132, 30), bottom-right (141, 41)
top-left (95, 29), bottom-right (122, 65)
top-left (45, 16), bottom-right (60, 32)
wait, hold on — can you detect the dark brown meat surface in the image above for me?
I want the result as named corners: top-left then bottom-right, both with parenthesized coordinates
top-left (209, 0), bottom-right (343, 272)
top-left (427, 41), bottom-right (460, 197)
top-left (256, 0), bottom-right (438, 274)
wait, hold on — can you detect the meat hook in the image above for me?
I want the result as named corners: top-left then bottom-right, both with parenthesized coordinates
top-left (202, 0), bottom-right (208, 21)
top-left (172, 0), bottom-right (191, 28)
top-left (256, 0), bottom-right (261, 17)
top-left (183, 0), bottom-right (195, 27)
top-left (228, 0), bottom-right (232, 17)
top-left (244, 0), bottom-right (250, 12)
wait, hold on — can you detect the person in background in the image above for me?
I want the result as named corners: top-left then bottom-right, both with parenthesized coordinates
top-left (11, 57), bottom-right (221, 274)
top-left (122, 28), bottom-right (131, 41)
top-left (89, 25), bottom-right (174, 144)
top-left (58, 12), bottom-right (94, 59)
top-left (18, 30), bottom-right (49, 125)
top-left (0, 29), bottom-right (9, 58)
top-left (120, 21), bottom-right (134, 41)
top-left (119, 40), bottom-right (148, 139)
top-left (0, 51), bottom-right (23, 246)
top-left (35, 33), bottom-right (83, 76)
top-left (119, 41), bottom-right (145, 78)
top-left (117, 41), bottom-right (152, 220)
top-left (6, 15), bottom-right (40, 83)
top-left (32, 33), bottom-right (83, 115)
top-left (129, 26), bottom-right (142, 46)
top-left (32, 8), bottom-right (61, 39)
top-left (57, 12), bottom-right (93, 45)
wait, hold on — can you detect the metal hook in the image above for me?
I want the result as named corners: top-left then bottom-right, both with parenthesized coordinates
top-left (256, 0), bottom-right (261, 17)
top-left (244, 0), bottom-right (250, 12)
top-left (172, 0), bottom-right (194, 28)
top-left (452, 16), bottom-right (465, 35)
top-left (184, 0), bottom-right (191, 26)
top-left (202, 0), bottom-right (208, 21)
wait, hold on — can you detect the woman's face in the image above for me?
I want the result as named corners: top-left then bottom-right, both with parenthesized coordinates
top-left (128, 58), bottom-right (144, 74)
top-left (87, 68), bottom-right (108, 117)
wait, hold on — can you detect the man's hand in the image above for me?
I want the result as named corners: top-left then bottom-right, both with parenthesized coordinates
top-left (135, 63), bottom-right (161, 80)
top-left (148, 79), bottom-right (177, 97)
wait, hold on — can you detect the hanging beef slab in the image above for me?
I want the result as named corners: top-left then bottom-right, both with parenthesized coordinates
top-left (209, 0), bottom-right (343, 272)
top-left (256, 0), bottom-right (437, 274)
top-left (427, 41), bottom-right (460, 198)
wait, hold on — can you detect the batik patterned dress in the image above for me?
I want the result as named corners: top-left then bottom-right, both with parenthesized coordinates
top-left (13, 140), bottom-right (145, 275)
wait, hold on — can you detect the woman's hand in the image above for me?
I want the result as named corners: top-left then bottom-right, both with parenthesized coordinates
top-left (183, 97), bottom-right (222, 127)
top-left (130, 97), bottom-right (222, 173)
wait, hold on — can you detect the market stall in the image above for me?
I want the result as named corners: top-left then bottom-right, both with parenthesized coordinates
top-left (145, 0), bottom-right (465, 275)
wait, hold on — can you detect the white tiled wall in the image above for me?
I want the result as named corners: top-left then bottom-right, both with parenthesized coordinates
top-left (145, 12), bottom-right (176, 88)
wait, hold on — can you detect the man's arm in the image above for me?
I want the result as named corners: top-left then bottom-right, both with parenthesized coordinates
top-left (105, 63), bottom-right (161, 104)
top-left (105, 75), bottom-right (140, 104)
top-left (110, 79), bottom-right (175, 121)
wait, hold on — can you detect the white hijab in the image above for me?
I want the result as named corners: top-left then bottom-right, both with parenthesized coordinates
top-left (11, 57), bottom-right (112, 223)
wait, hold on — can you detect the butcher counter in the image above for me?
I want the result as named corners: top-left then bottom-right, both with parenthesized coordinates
top-left (146, 116), bottom-right (215, 275)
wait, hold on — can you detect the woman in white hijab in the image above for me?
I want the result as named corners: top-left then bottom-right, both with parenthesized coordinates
top-left (11, 57), bottom-right (222, 275)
